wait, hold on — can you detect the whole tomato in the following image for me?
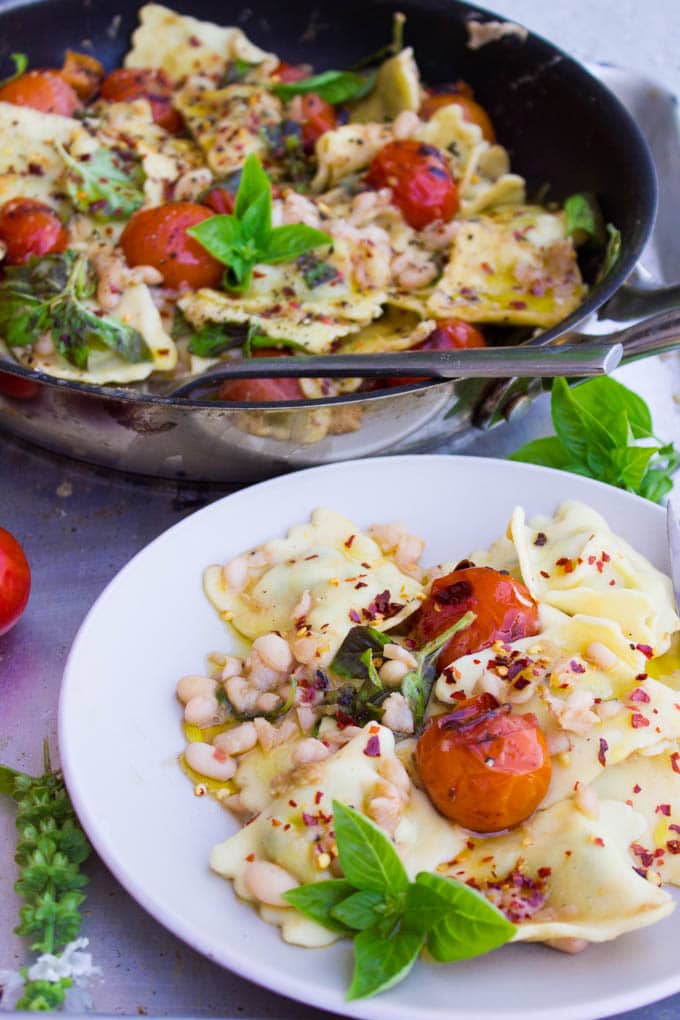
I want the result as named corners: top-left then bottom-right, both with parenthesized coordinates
top-left (0, 198), bottom-right (69, 265)
top-left (119, 202), bottom-right (223, 290)
top-left (384, 319), bottom-right (486, 387)
top-left (0, 527), bottom-right (31, 636)
top-left (416, 693), bottom-right (551, 831)
top-left (295, 93), bottom-right (337, 149)
top-left (217, 348), bottom-right (304, 402)
top-left (420, 85), bottom-right (496, 142)
top-left (365, 139), bottom-right (459, 229)
top-left (0, 70), bottom-right (80, 116)
top-left (100, 68), bottom-right (183, 133)
top-left (410, 565), bottom-right (540, 671)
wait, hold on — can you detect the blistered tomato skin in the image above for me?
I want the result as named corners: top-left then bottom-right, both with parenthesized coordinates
top-left (0, 70), bottom-right (80, 115)
top-left (0, 198), bottom-right (69, 265)
top-left (366, 140), bottom-right (459, 230)
top-left (120, 202), bottom-right (223, 290)
top-left (100, 68), bottom-right (183, 132)
top-left (217, 349), bottom-right (304, 403)
top-left (296, 93), bottom-right (337, 149)
top-left (416, 693), bottom-right (552, 832)
top-left (0, 527), bottom-right (31, 637)
top-left (410, 565), bottom-right (540, 671)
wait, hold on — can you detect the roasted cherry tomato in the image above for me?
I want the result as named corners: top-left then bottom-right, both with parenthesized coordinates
top-left (273, 61), bottom-right (311, 83)
top-left (203, 187), bottom-right (236, 216)
top-left (217, 348), bottom-right (304, 402)
top-left (410, 565), bottom-right (540, 671)
top-left (416, 693), bottom-right (551, 831)
top-left (365, 139), bottom-right (459, 229)
top-left (120, 202), bottom-right (223, 290)
top-left (385, 319), bottom-right (486, 387)
top-left (293, 92), bottom-right (337, 150)
top-left (0, 70), bottom-right (80, 115)
top-left (100, 68), bottom-right (183, 133)
top-left (0, 198), bottom-right (69, 265)
top-left (420, 85), bottom-right (495, 143)
top-left (0, 372), bottom-right (39, 399)
top-left (0, 526), bottom-right (31, 637)
top-left (60, 49), bottom-right (104, 101)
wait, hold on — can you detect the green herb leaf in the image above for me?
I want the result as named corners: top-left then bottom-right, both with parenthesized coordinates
top-left (0, 763), bottom-right (24, 796)
top-left (283, 878), bottom-right (356, 931)
top-left (408, 872), bottom-right (515, 962)
top-left (509, 435), bottom-right (574, 470)
top-left (244, 333), bottom-right (308, 357)
top-left (221, 58), bottom-right (258, 85)
top-left (402, 611), bottom-right (476, 728)
top-left (263, 223), bottom-right (332, 263)
top-left (234, 151), bottom-right (272, 222)
top-left (574, 376), bottom-right (652, 439)
top-left (56, 143), bottom-right (145, 221)
top-left (296, 252), bottom-right (340, 289)
top-left (0, 52), bottom-right (28, 88)
top-left (351, 12), bottom-right (406, 71)
top-left (332, 800), bottom-right (409, 894)
top-left (330, 888), bottom-right (386, 930)
top-left (563, 192), bottom-right (605, 247)
top-left (596, 223), bottom-right (622, 283)
top-left (347, 926), bottom-right (424, 1000)
top-left (551, 376), bottom-right (615, 466)
top-left (187, 323), bottom-right (244, 358)
top-left (359, 648), bottom-right (383, 699)
top-left (271, 69), bottom-right (376, 105)
top-left (331, 625), bottom-right (391, 680)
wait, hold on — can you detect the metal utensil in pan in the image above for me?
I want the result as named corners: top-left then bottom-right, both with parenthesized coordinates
top-left (0, 0), bottom-right (670, 482)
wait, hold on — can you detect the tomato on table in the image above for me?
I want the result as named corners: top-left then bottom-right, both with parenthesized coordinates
top-left (0, 70), bottom-right (80, 115)
top-left (416, 693), bottom-right (551, 831)
top-left (384, 319), bottom-right (486, 387)
top-left (60, 50), bottom-right (104, 101)
top-left (365, 139), bottom-right (459, 229)
top-left (0, 198), bottom-right (69, 265)
top-left (99, 68), bottom-right (183, 133)
top-left (120, 202), bottom-right (223, 290)
top-left (410, 565), bottom-right (540, 671)
top-left (217, 348), bottom-right (304, 403)
top-left (420, 84), bottom-right (496, 143)
top-left (0, 527), bottom-right (31, 636)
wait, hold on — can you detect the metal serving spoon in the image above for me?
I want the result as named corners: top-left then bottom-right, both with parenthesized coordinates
top-left (169, 341), bottom-right (623, 398)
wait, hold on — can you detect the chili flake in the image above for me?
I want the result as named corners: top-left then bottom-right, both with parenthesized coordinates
top-left (629, 688), bottom-right (651, 703)
top-left (631, 712), bottom-right (650, 728)
top-left (363, 735), bottom-right (381, 757)
top-left (534, 532), bottom-right (547, 547)
top-left (598, 738), bottom-right (608, 766)
top-left (656, 804), bottom-right (671, 816)
top-left (671, 752), bottom-right (680, 774)
top-left (636, 644), bottom-right (654, 659)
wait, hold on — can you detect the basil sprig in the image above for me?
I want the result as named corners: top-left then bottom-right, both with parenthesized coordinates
top-left (0, 52), bottom-right (28, 87)
top-left (401, 613), bottom-right (476, 727)
top-left (0, 251), bottom-right (150, 370)
top-left (270, 69), bottom-right (376, 104)
top-left (285, 801), bottom-right (515, 1000)
top-left (563, 192), bottom-right (605, 247)
top-left (511, 376), bottom-right (680, 503)
top-left (188, 153), bottom-right (332, 290)
top-left (56, 143), bottom-right (145, 222)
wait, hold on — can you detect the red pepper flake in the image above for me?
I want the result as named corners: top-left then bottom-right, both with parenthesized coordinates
top-left (631, 712), bottom-right (650, 728)
top-left (473, 658), bottom-right (481, 665)
top-left (601, 551), bottom-right (610, 562)
top-left (656, 804), bottom-right (672, 816)
top-left (667, 840), bottom-right (680, 854)
top-left (592, 837), bottom-right (605, 847)
top-left (245, 853), bottom-right (255, 862)
top-left (304, 554), bottom-right (319, 560)
top-left (349, 609), bottom-right (361, 623)
top-left (555, 556), bottom-right (575, 573)
top-left (540, 570), bottom-right (550, 579)
top-left (588, 555), bottom-right (596, 565)
top-left (633, 784), bottom-right (642, 794)
top-left (301, 812), bottom-right (317, 826)
top-left (570, 660), bottom-right (586, 674)
top-left (671, 752), bottom-right (680, 774)
top-left (534, 532), bottom-right (547, 547)
top-left (636, 644), bottom-right (654, 659)
top-left (514, 677), bottom-right (531, 690)
top-left (315, 790), bottom-right (324, 804)
top-left (636, 673), bottom-right (648, 682)
top-left (609, 579), bottom-right (616, 586)
top-left (629, 688), bottom-right (651, 703)
top-left (289, 799), bottom-right (298, 807)
top-left (670, 824), bottom-right (680, 834)
top-left (537, 866), bottom-right (552, 878)
top-left (213, 747), bottom-right (228, 763)
top-left (355, 582), bottom-right (368, 589)
top-left (480, 261), bottom-right (494, 274)
top-left (344, 534), bottom-right (356, 549)
top-left (598, 738), bottom-right (608, 766)
top-left (509, 300), bottom-right (528, 309)
top-left (283, 823), bottom-right (291, 831)
top-left (363, 735), bottom-right (381, 757)
top-left (271, 818), bottom-right (282, 827)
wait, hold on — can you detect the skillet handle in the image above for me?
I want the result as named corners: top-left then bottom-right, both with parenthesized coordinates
top-left (599, 281), bottom-right (680, 322)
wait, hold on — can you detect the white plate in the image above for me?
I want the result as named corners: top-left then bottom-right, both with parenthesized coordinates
top-left (59, 455), bottom-right (680, 1020)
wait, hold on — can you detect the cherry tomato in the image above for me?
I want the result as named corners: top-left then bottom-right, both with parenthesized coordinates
top-left (416, 693), bottom-right (551, 831)
top-left (0, 198), bottom-right (69, 265)
top-left (100, 68), bottom-right (183, 133)
top-left (0, 70), bottom-right (80, 116)
top-left (0, 372), bottom-right (39, 399)
top-left (293, 93), bottom-right (337, 149)
top-left (410, 565), bottom-right (540, 671)
top-left (203, 187), bottom-right (236, 216)
top-left (273, 61), bottom-right (310, 83)
top-left (217, 348), bottom-right (304, 402)
top-left (120, 202), bottom-right (223, 290)
top-left (0, 526), bottom-right (31, 637)
top-left (420, 83), bottom-right (495, 143)
top-left (365, 139), bottom-right (459, 230)
top-left (60, 50), bottom-right (104, 101)
top-left (384, 319), bottom-right (487, 387)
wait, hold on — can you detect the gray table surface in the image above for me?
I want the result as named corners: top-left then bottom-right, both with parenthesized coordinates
top-left (3, 2), bottom-right (680, 1018)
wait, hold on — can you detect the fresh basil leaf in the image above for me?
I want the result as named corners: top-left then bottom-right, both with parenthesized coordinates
top-left (402, 612), bottom-right (476, 728)
top-left (0, 52), bottom-right (28, 88)
top-left (596, 223), bottom-right (622, 283)
top-left (187, 214), bottom-right (243, 264)
top-left (263, 120), bottom-right (313, 188)
top-left (639, 466), bottom-right (675, 504)
top-left (245, 333), bottom-right (308, 356)
top-left (359, 649), bottom-right (383, 699)
top-left (347, 925), bottom-right (423, 1001)
top-left (332, 800), bottom-right (409, 895)
top-left (234, 152), bottom-right (271, 221)
top-left (330, 888), bottom-right (386, 930)
top-left (611, 444), bottom-right (659, 491)
top-left (573, 376), bottom-right (653, 439)
top-left (263, 223), bottom-right (332, 263)
top-left (0, 294), bottom-right (48, 347)
top-left (563, 192), bottom-right (605, 247)
top-left (297, 252), bottom-right (340, 289)
top-left (221, 58), bottom-right (258, 85)
top-left (551, 376), bottom-right (615, 466)
top-left (271, 69), bottom-right (376, 105)
top-left (509, 435), bottom-right (573, 470)
top-left (56, 143), bottom-right (145, 221)
top-left (187, 323), bottom-right (244, 358)
top-left (331, 626), bottom-right (390, 680)
top-left (0, 764), bottom-right (24, 797)
top-left (239, 190), bottom-right (272, 251)
top-left (283, 878), bottom-right (355, 932)
top-left (410, 872), bottom-right (515, 962)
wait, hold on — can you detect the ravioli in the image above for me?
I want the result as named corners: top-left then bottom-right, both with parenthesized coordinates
top-left (125, 3), bottom-right (277, 83)
top-left (428, 206), bottom-right (585, 327)
top-left (0, 102), bottom-right (79, 214)
top-left (350, 48), bottom-right (422, 123)
top-left (203, 507), bottom-right (421, 661)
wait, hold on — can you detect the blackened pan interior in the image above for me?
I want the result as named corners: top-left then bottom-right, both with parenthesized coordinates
top-left (0, 0), bottom-right (657, 406)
